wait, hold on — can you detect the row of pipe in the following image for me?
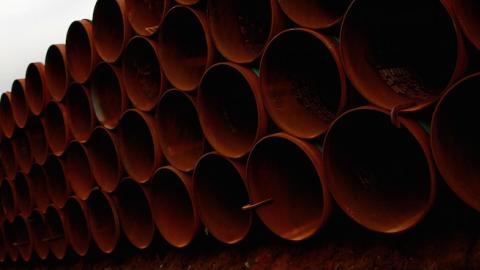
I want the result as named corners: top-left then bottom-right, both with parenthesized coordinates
top-left (0, 0), bottom-right (479, 264)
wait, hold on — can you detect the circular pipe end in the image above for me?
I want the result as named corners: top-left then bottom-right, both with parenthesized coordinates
top-left (260, 28), bottom-right (346, 139)
top-left (123, 36), bottom-right (165, 111)
top-left (86, 127), bottom-right (122, 193)
top-left (93, 0), bottom-right (130, 63)
top-left (149, 166), bottom-right (199, 248)
top-left (156, 89), bottom-right (204, 172)
top-left (118, 109), bottom-right (162, 183)
top-left (25, 63), bottom-right (49, 116)
top-left (66, 20), bottom-right (98, 83)
top-left (194, 153), bottom-right (252, 244)
top-left (199, 63), bottom-right (267, 158)
top-left (45, 44), bottom-right (69, 102)
top-left (159, 6), bottom-right (214, 91)
top-left (324, 106), bottom-right (436, 233)
top-left (247, 133), bottom-right (331, 241)
top-left (87, 189), bottom-right (120, 254)
top-left (91, 63), bottom-right (127, 129)
top-left (63, 196), bottom-right (91, 256)
top-left (114, 178), bottom-right (154, 249)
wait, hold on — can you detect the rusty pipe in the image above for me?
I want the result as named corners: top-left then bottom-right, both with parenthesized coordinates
top-left (198, 63), bottom-right (268, 158)
top-left (431, 73), bottom-right (480, 212)
top-left (155, 89), bottom-right (204, 172)
top-left (148, 166), bottom-right (199, 248)
top-left (86, 189), bottom-right (120, 254)
top-left (175, 0), bottom-right (200, 5)
top-left (44, 205), bottom-right (69, 260)
top-left (11, 79), bottom-right (30, 129)
top-left (193, 152), bottom-right (252, 244)
top-left (12, 216), bottom-right (34, 262)
top-left (0, 92), bottom-right (16, 139)
top-left (260, 28), bottom-right (347, 139)
top-left (323, 106), bottom-right (436, 233)
top-left (452, 0), bottom-right (480, 50)
top-left (2, 219), bottom-right (19, 262)
top-left (63, 196), bottom-right (91, 256)
top-left (0, 226), bottom-right (6, 262)
top-left (277, 0), bottom-right (352, 29)
top-left (158, 5), bottom-right (215, 91)
top-left (0, 180), bottom-right (17, 223)
top-left (340, 0), bottom-right (467, 112)
top-left (29, 132), bottom-right (50, 179)
top-left (118, 109), bottom-right (163, 183)
top-left (114, 178), bottom-right (154, 249)
top-left (25, 116), bottom-right (48, 165)
top-left (66, 19), bottom-right (100, 83)
top-left (123, 36), bottom-right (166, 111)
top-left (42, 101), bottom-right (72, 156)
top-left (28, 164), bottom-right (50, 213)
top-left (44, 155), bottom-right (70, 208)
top-left (91, 63), bottom-right (129, 129)
top-left (65, 84), bottom-right (97, 143)
top-left (85, 127), bottom-right (123, 193)
top-left (125, 0), bottom-right (170, 36)
top-left (28, 209), bottom-right (50, 260)
top-left (11, 128), bottom-right (33, 174)
top-left (14, 173), bottom-right (33, 218)
top-left (246, 133), bottom-right (331, 241)
top-left (93, 0), bottom-right (132, 63)
top-left (208, 0), bottom-right (285, 63)
top-left (45, 44), bottom-right (70, 102)
top-left (62, 141), bottom-right (96, 200)
top-left (1, 139), bottom-right (17, 182)
top-left (25, 63), bottom-right (50, 116)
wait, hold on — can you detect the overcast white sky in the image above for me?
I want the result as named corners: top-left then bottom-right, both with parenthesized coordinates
top-left (0, 0), bottom-right (97, 92)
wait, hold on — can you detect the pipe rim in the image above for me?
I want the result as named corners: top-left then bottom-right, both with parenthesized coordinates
top-left (149, 166), bottom-right (199, 248)
top-left (158, 5), bottom-right (215, 91)
top-left (339, 0), bottom-right (466, 112)
top-left (10, 79), bottom-right (29, 128)
top-left (44, 155), bottom-right (69, 208)
top-left (260, 28), bottom-right (347, 139)
top-left (0, 92), bottom-right (15, 139)
top-left (66, 20), bottom-right (97, 83)
top-left (193, 152), bottom-right (252, 244)
top-left (246, 132), bottom-right (332, 241)
top-left (156, 89), bottom-right (205, 172)
top-left (65, 84), bottom-right (97, 143)
top-left (45, 44), bottom-right (69, 102)
top-left (125, 0), bottom-right (168, 36)
top-left (44, 205), bottom-right (68, 260)
top-left (42, 102), bottom-right (71, 156)
top-left (114, 178), bottom-right (155, 249)
top-left (323, 105), bottom-right (437, 233)
top-left (25, 63), bottom-right (49, 116)
top-left (118, 109), bottom-right (162, 183)
top-left (91, 62), bottom-right (128, 129)
top-left (63, 196), bottom-right (91, 256)
top-left (86, 189), bottom-right (120, 254)
top-left (93, 0), bottom-right (130, 63)
top-left (85, 127), bottom-right (122, 193)
top-left (198, 62), bottom-right (268, 158)
top-left (431, 72), bottom-right (480, 212)
top-left (123, 36), bottom-right (165, 111)
top-left (207, 0), bottom-right (282, 63)
top-left (62, 141), bottom-right (96, 200)
top-left (28, 209), bottom-right (50, 260)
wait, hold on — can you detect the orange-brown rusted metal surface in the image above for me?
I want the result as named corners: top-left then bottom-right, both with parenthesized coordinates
top-left (198, 63), bottom-right (268, 158)
top-left (155, 89), bottom-right (204, 172)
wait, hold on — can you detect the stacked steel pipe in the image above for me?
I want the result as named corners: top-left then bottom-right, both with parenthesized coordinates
top-left (0, 0), bottom-right (478, 264)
